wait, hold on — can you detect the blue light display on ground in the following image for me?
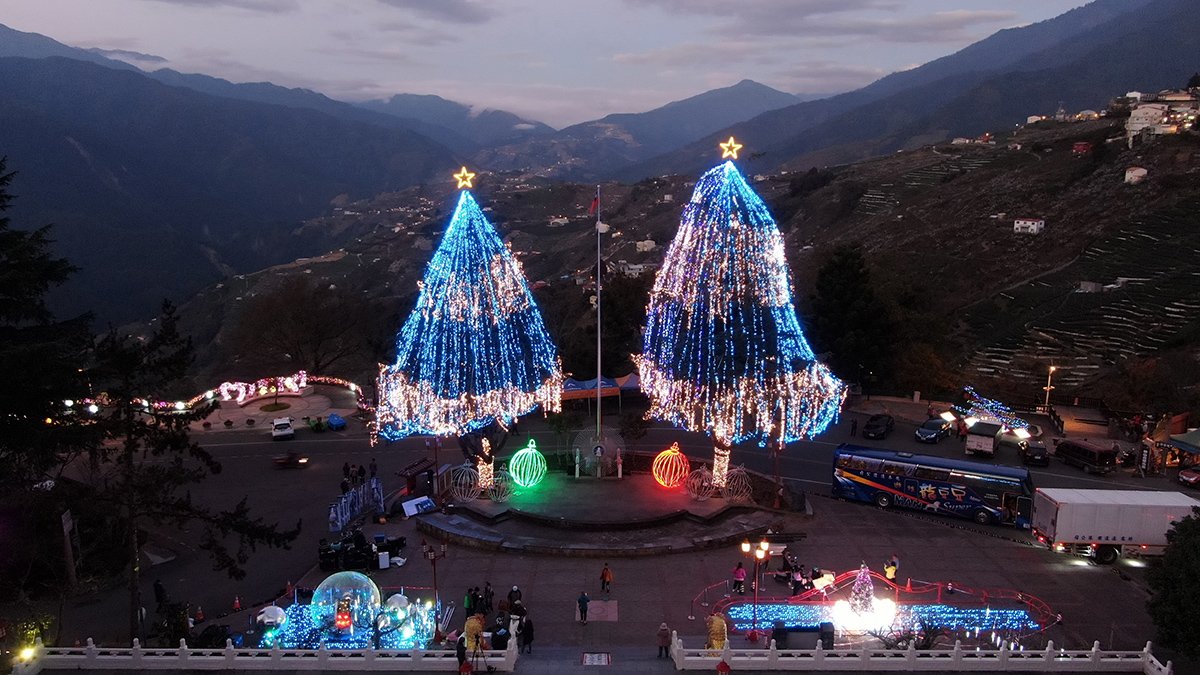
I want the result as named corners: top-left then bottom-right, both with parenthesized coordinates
top-left (726, 602), bottom-right (1040, 633)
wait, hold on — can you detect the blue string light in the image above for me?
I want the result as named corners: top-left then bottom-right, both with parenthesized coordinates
top-left (726, 602), bottom-right (1040, 633)
top-left (260, 602), bottom-right (436, 650)
top-left (953, 386), bottom-right (1029, 430)
top-left (636, 159), bottom-right (845, 483)
top-left (375, 190), bottom-right (563, 440)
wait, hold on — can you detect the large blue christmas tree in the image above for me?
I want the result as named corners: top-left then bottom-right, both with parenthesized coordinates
top-left (637, 139), bottom-right (845, 486)
top-left (375, 168), bottom-right (563, 446)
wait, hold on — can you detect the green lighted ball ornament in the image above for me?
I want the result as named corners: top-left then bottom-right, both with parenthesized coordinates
top-left (509, 438), bottom-right (547, 488)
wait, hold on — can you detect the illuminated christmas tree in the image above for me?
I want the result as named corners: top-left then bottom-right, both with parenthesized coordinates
top-left (849, 564), bottom-right (875, 616)
top-left (636, 138), bottom-right (845, 486)
top-left (374, 168), bottom-right (563, 469)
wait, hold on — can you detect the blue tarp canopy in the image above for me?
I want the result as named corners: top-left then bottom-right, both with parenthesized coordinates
top-left (1168, 429), bottom-right (1200, 454)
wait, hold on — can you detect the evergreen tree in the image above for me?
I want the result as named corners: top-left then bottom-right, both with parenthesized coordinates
top-left (91, 302), bottom-right (301, 640)
top-left (638, 144), bottom-right (844, 486)
top-left (1146, 507), bottom-right (1200, 658)
top-left (808, 244), bottom-right (895, 387)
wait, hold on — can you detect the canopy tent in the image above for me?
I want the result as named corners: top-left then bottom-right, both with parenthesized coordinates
top-left (615, 373), bottom-right (640, 390)
top-left (562, 376), bottom-right (620, 400)
top-left (1168, 429), bottom-right (1200, 455)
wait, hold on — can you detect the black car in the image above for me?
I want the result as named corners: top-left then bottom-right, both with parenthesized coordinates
top-left (914, 418), bottom-right (953, 443)
top-left (861, 414), bottom-right (895, 439)
top-left (1019, 440), bottom-right (1050, 466)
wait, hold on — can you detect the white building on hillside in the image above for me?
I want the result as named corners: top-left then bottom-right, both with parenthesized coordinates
top-left (1014, 218), bottom-right (1045, 235)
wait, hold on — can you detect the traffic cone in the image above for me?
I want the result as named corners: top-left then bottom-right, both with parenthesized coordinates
top-left (233, 595), bottom-right (242, 612)
top-left (905, 578), bottom-right (912, 592)
top-left (195, 606), bottom-right (205, 623)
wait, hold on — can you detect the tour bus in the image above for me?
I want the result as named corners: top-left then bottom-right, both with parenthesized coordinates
top-left (832, 444), bottom-right (1034, 527)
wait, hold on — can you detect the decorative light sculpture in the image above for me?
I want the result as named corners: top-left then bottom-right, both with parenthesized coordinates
top-left (953, 386), bottom-right (1028, 430)
top-left (374, 168), bottom-right (563, 445)
top-left (722, 465), bottom-right (753, 502)
top-left (487, 467), bottom-right (514, 503)
top-left (685, 464), bottom-right (716, 501)
top-left (508, 439), bottom-right (547, 488)
top-left (636, 139), bottom-right (846, 487)
top-left (652, 442), bottom-right (691, 488)
top-left (450, 465), bottom-right (481, 502)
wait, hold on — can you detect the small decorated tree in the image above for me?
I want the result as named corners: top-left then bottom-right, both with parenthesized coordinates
top-left (849, 564), bottom-right (876, 616)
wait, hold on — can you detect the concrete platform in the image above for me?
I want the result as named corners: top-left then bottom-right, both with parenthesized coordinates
top-left (415, 472), bottom-right (806, 557)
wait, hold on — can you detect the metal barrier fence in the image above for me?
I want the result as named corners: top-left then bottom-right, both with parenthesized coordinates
top-left (328, 478), bottom-right (384, 532)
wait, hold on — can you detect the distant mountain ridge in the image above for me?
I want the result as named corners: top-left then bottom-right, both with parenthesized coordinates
top-left (620, 0), bottom-right (1164, 179)
top-left (475, 79), bottom-right (801, 179)
top-left (0, 56), bottom-right (458, 322)
top-left (359, 93), bottom-right (555, 147)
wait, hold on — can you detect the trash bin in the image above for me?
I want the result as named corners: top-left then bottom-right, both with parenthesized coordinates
top-left (772, 620), bottom-right (788, 648)
top-left (377, 551), bottom-right (390, 569)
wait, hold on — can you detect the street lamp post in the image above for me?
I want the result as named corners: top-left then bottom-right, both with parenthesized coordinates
top-left (740, 538), bottom-right (770, 636)
top-left (1043, 366), bottom-right (1057, 408)
top-left (421, 539), bottom-right (448, 640)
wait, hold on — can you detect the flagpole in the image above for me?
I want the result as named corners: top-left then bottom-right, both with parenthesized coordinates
top-left (595, 185), bottom-right (602, 440)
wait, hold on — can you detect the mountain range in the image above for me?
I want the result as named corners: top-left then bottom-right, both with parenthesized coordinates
top-left (0, 0), bottom-right (1197, 322)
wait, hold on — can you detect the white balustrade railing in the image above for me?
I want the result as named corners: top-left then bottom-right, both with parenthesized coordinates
top-left (668, 632), bottom-right (1173, 674)
top-left (11, 637), bottom-right (518, 673)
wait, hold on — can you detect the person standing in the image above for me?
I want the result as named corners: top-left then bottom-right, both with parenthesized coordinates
top-left (349, 464), bottom-right (358, 486)
top-left (463, 588), bottom-right (474, 615)
top-left (849, 418), bottom-right (858, 437)
top-left (455, 634), bottom-right (467, 667)
top-left (656, 622), bottom-right (671, 658)
top-left (357, 464), bottom-right (367, 486)
top-left (507, 585), bottom-right (522, 606)
top-left (517, 616), bottom-right (534, 654)
top-left (577, 591), bottom-right (590, 625)
top-left (482, 581), bottom-right (495, 614)
top-left (343, 462), bottom-right (351, 481)
top-left (600, 563), bottom-right (614, 594)
top-left (369, 458), bottom-right (378, 479)
top-left (732, 562), bottom-right (747, 595)
top-left (153, 579), bottom-right (168, 610)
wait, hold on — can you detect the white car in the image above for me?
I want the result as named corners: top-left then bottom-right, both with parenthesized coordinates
top-left (271, 417), bottom-right (295, 440)
top-left (997, 424), bottom-right (1042, 448)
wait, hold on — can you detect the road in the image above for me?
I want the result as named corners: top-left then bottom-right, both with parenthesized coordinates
top-left (52, 408), bottom-right (1191, 648)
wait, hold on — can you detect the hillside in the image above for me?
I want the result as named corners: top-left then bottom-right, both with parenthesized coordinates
top-left (173, 117), bottom-right (1200, 399)
top-left (0, 56), bottom-right (458, 322)
top-left (359, 94), bottom-right (554, 147)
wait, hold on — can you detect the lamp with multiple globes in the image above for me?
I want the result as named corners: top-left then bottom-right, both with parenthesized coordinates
top-left (740, 537), bottom-right (771, 636)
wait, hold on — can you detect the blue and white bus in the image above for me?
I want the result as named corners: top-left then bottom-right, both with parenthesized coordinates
top-left (832, 445), bottom-right (1034, 527)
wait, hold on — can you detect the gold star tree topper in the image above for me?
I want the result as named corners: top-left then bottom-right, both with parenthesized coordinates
top-left (453, 166), bottom-right (476, 189)
top-left (719, 136), bottom-right (743, 160)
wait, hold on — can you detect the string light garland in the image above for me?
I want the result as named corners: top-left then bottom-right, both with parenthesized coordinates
top-left (508, 438), bottom-right (547, 488)
top-left (953, 386), bottom-right (1029, 430)
top-left (374, 181), bottom-right (563, 443)
top-left (637, 144), bottom-right (845, 486)
top-left (652, 442), bottom-right (691, 488)
top-left (477, 438), bottom-right (494, 490)
top-left (726, 602), bottom-right (1040, 634)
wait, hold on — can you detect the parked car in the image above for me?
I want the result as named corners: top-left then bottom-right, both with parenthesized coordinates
top-left (998, 424), bottom-right (1042, 448)
top-left (914, 418), bottom-right (953, 443)
top-left (1054, 439), bottom-right (1117, 474)
top-left (861, 414), bottom-right (894, 439)
top-left (1019, 440), bottom-right (1050, 466)
top-left (1178, 466), bottom-right (1200, 488)
top-left (271, 417), bottom-right (295, 440)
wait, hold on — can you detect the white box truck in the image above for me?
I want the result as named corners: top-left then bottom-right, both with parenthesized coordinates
top-left (965, 421), bottom-right (1002, 457)
top-left (1031, 488), bottom-right (1199, 564)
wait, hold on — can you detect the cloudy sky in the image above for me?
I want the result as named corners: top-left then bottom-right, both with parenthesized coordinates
top-left (5, 0), bottom-right (1089, 127)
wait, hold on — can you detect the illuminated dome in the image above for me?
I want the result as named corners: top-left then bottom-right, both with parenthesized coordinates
top-left (310, 571), bottom-right (382, 629)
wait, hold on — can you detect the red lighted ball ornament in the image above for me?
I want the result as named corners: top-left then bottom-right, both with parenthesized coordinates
top-left (653, 442), bottom-right (691, 488)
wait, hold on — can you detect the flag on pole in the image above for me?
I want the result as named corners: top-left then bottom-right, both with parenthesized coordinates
top-left (588, 187), bottom-right (599, 216)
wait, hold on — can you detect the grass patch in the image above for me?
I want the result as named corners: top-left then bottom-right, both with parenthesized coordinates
top-left (260, 402), bottom-right (291, 413)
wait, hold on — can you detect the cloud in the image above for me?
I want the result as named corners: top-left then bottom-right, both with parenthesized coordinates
top-left (625, 0), bottom-right (1015, 42)
top-left (770, 60), bottom-right (888, 94)
top-left (374, 0), bottom-right (496, 24)
top-left (136, 0), bottom-right (299, 11)
top-left (374, 20), bottom-right (458, 47)
top-left (86, 47), bottom-right (169, 64)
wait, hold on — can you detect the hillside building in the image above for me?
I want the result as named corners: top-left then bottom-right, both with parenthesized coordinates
top-left (1013, 218), bottom-right (1045, 235)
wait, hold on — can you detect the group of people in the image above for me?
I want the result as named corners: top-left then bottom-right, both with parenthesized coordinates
top-left (453, 582), bottom-right (535, 667)
top-left (340, 459), bottom-right (377, 494)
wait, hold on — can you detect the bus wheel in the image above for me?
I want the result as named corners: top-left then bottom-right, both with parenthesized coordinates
top-left (874, 492), bottom-right (892, 508)
top-left (1095, 545), bottom-right (1119, 565)
top-left (972, 509), bottom-right (992, 525)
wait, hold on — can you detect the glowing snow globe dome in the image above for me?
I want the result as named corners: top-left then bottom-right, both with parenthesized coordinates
top-left (310, 571), bottom-right (382, 628)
